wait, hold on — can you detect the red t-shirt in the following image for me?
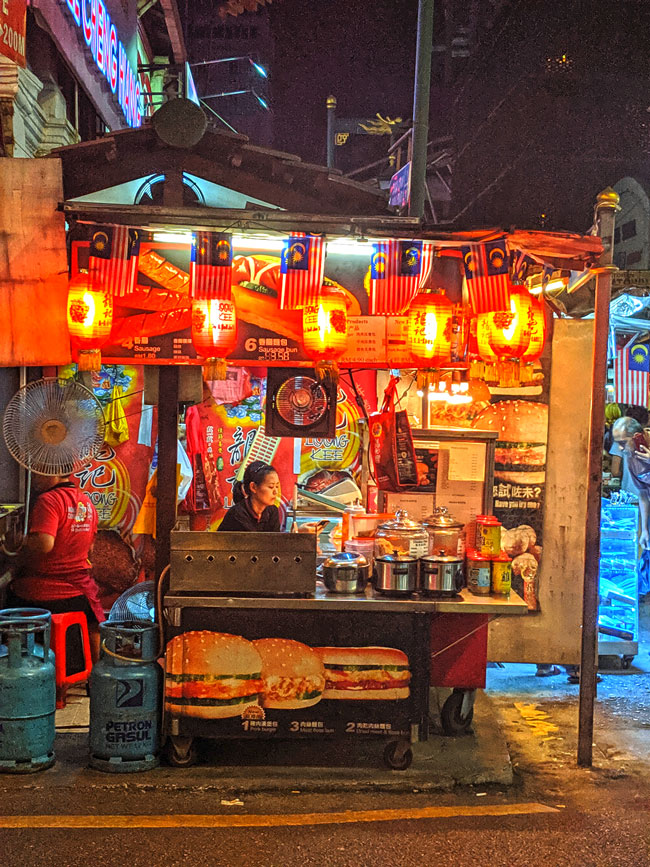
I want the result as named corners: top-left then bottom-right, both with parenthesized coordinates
top-left (13, 483), bottom-right (98, 602)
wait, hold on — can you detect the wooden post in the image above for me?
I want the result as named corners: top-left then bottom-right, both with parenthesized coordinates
top-left (154, 366), bottom-right (180, 582)
top-left (153, 168), bottom-right (184, 581)
top-left (577, 187), bottom-right (620, 767)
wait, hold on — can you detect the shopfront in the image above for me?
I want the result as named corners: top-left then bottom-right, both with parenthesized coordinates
top-left (0, 121), bottom-right (609, 768)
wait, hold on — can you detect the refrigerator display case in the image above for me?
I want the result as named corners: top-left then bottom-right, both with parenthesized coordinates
top-left (598, 499), bottom-right (639, 665)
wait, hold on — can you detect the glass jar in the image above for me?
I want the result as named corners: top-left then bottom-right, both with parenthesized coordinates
top-left (374, 510), bottom-right (429, 559)
top-left (422, 506), bottom-right (464, 557)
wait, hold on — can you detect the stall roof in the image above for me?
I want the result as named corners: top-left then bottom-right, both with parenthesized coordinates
top-left (50, 124), bottom-right (390, 216)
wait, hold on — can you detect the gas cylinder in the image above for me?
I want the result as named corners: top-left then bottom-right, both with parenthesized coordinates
top-left (89, 620), bottom-right (161, 772)
top-left (0, 615), bottom-right (56, 773)
top-left (0, 608), bottom-right (55, 665)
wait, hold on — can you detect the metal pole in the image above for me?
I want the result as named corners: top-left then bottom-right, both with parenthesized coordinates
top-left (326, 95), bottom-right (337, 170)
top-left (408, 0), bottom-right (434, 218)
top-left (577, 187), bottom-right (620, 767)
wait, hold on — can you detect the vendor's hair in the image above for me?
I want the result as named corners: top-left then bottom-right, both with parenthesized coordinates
top-left (612, 416), bottom-right (643, 436)
top-left (232, 460), bottom-right (277, 503)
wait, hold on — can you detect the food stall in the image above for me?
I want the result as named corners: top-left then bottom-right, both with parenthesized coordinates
top-left (0, 145), bottom-right (608, 770)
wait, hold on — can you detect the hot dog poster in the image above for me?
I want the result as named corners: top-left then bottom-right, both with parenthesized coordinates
top-left (70, 238), bottom-right (382, 366)
top-left (165, 631), bottom-right (412, 733)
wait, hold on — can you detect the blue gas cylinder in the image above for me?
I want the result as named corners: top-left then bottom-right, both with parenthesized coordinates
top-left (0, 614), bottom-right (56, 773)
top-left (89, 620), bottom-right (161, 772)
top-left (0, 608), bottom-right (55, 665)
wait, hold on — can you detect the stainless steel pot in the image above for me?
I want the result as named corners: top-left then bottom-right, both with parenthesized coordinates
top-left (322, 552), bottom-right (371, 595)
top-left (420, 554), bottom-right (464, 598)
top-left (373, 552), bottom-right (419, 596)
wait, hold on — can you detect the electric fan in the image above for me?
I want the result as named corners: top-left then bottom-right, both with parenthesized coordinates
top-left (265, 368), bottom-right (336, 438)
top-left (108, 581), bottom-right (156, 623)
top-left (3, 377), bottom-right (105, 475)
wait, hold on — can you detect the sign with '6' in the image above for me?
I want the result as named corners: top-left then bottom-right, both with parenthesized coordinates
top-left (1, 0), bottom-right (26, 67)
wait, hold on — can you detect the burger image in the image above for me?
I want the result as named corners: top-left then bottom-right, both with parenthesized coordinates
top-left (473, 400), bottom-right (548, 485)
top-left (165, 631), bottom-right (263, 719)
top-left (314, 646), bottom-right (411, 700)
top-left (252, 638), bottom-right (325, 710)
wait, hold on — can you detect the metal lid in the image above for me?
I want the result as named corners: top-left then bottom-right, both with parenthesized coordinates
top-left (322, 551), bottom-right (368, 570)
top-left (376, 551), bottom-right (418, 563)
top-left (377, 509), bottom-right (424, 532)
top-left (420, 554), bottom-right (463, 565)
top-left (422, 506), bottom-right (463, 530)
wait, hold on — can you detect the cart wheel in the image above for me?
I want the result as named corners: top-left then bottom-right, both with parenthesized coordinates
top-left (441, 690), bottom-right (474, 736)
top-left (383, 739), bottom-right (413, 771)
top-left (622, 655), bottom-right (635, 670)
top-left (164, 736), bottom-right (197, 768)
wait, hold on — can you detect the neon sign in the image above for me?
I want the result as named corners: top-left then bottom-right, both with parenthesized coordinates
top-left (65, 0), bottom-right (141, 128)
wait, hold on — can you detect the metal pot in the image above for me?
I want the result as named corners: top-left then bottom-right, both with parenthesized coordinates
top-left (322, 552), bottom-right (371, 595)
top-left (420, 554), bottom-right (464, 598)
top-left (373, 552), bottom-right (419, 596)
top-left (422, 507), bottom-right (464, 557)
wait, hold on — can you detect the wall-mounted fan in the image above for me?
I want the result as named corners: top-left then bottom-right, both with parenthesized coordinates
top-left (265, 368), bottom-right (336, 438)
top-left (3, 377), bottom-right (105, 476)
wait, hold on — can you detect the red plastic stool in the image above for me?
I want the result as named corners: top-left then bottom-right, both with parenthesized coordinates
top-left (51, 612), bottom-right (92, 709)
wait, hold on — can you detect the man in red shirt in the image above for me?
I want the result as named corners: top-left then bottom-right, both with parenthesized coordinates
top-left (10, 472), bottom-right (104, 660)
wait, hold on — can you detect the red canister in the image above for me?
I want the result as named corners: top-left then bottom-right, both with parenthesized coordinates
top-left (475, 515), bottom-right (502, 558)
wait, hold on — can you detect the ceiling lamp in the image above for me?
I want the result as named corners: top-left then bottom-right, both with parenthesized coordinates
top-left (67, 272), bottom-right (114, 371)
top-left (191, 299), bottom-right (238, 380)
top-left (302, 286), bottom-right (349, 382)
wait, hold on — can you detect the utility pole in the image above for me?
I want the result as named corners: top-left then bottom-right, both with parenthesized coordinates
top-left (577, 187), bottom-right (620, 766)
top-left (326, 95), bottom-right (337, 170)
top-left (408, 0), bottom-right (434, 218)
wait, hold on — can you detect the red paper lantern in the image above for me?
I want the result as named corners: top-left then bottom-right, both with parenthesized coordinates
top-left (476, 286), bottom-right (532, 361)
top-left (191, 298), bottom-right (237, 380)
top-left (407, 293), bottom-right (457, 367)
top-left (302, 286), bottom-right (348, 380)
top-left (522, 294), bottom-right (547, 362)
top-left (67, 272), bottom-right (113, 371)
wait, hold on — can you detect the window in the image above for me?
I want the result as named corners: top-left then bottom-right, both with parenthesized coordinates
top-left (622, 220), bottom-right (637, 240)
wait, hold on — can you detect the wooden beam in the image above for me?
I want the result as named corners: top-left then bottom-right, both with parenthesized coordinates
top-left (159, 0), bottom-right (187, 64)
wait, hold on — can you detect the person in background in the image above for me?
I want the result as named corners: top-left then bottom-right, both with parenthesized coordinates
top-left (218, 460), bottom-right (281, 533)
top-left (603, 402), bottom-right (621, 455)
top-left (9, 471), bottom-right (104, 661)
top-left (610, 412), bottom-right (644, 499)
top-left (612, 417), bottom-right (650, 548)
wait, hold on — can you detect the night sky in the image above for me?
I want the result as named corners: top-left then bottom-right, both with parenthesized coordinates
top-left (268, 0), bottom-right (419, 165)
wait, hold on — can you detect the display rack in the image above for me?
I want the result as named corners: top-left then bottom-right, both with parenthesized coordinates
top-left (598, 499), bottom-right (639, 665)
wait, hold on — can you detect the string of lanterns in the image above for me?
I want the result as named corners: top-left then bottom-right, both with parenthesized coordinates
top-left (66, 227), bottom-right (551, 385)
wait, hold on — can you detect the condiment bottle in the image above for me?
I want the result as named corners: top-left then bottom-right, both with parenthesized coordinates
top-left (475, 515), bottom-right (502, 558)
top-left (466, 549), bottom-right (491, 596)
top-left (491, 552), bottom-right (512, 596)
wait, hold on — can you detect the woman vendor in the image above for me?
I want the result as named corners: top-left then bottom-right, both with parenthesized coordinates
top-left (8, 470), bottom-right (105, 661)
top-left (218, 460), bottom-right (281, 532)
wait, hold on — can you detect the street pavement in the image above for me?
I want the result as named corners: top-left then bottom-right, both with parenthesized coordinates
top-left (3, 604), bottom-right (650, 864)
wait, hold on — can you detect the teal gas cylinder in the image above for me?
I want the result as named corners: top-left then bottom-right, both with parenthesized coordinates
top-left (0, 614), bottom-right (56, 773)
top-left (0, 608), bottom-right (55, 665)
top-left (89, 621), bottom-right (161, 772)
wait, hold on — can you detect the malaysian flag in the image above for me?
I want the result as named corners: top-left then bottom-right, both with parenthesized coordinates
top-left (279, 233), bottom-right (326, 309)
top-left (615, 338), bottom-right (649, 406)
top-left (369, 240), bottom-right (434, 315)
top-left (89, 225), bottom-right (140, 298)
top-left (460, 239), bottom-right (510, 313)
top-left (511, 249), bottom-right (535, 284)
top-left (189, 232), bottom-right (233, 300)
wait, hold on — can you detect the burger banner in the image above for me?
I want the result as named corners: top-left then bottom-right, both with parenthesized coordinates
top-left (165, 631), bottom-right (412, 738)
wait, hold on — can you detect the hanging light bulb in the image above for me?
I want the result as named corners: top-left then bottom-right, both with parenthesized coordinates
top-left (67, 272), bottom-right (113, 371)
top-left (302, 286), bottom-right (348, 382)
top-left (191, 298), bottom-right (238, 380)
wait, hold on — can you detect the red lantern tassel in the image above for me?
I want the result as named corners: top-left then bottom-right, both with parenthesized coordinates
top-left (204, 358), bottom-right (229, 381)
top-left (77, 348), bottom-right (102, 372)
top-left (314, 360), bottom-right (340, 384)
